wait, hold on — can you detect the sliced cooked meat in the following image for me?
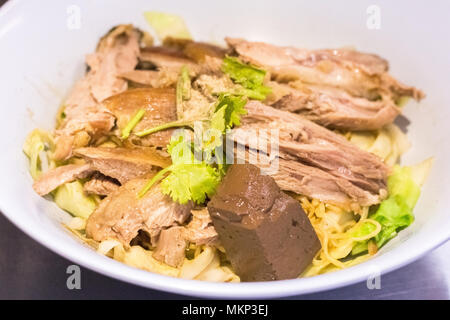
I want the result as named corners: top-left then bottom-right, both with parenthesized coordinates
top-left (86, 179), bottom-right (192, 245)
top-left (83, 173), bottom-right (120, 196)
top-left (226, 38), bottom-right (424, 101)
top-left (151, 208), bottom-right (219, 266)
top-left (227, 37), bottom-right (388, 74)
top-left (140, 46), bottom-right (197, 69)
top-left (32, 163), bottom-right (93, 196)
top-left (246, 101), bottom-right (389, 189)
top-left (245, 148), bottom-right (382, 206)
top-left (230, 101), bottom-right (389, 206)
top-left (119, 69), bottom-right (179, 88)
top-left (152, 226), bottom-right (187, 267)
top-left (381, 73), bottom-right (425, 101)
top-left (54, 104), bottom-right (114, 161)
top-left (162, 38), bottom-right (228, 61)
top-left (102, 88), bottom-right (177, 147)
top-left (140, 42), bottom-right (225, 76)
top-left (52, 135), bottom-right (76, 163)
top-left (182, 41), bottom-right (228, 74)
top-left (54, 25), bottom-right (141, 160)
top-left (87, 25), bottom-right (141, 102)
top-left (178, 88), bottom-right (215, 121)
top-left (152, 208), bottom-right (219, 267)
top-left (73, 147), bottom-right (170, 184)
top-left (184, 208), bottom-right (218, 245)
top-left (33, 145), bottom-right (168, 196)
top-left (270, 82), bottom-right (400, 130)
top-left (182, 41), bottom-right (228, 63)
top-left (193, 74), bottom-right (239, 100)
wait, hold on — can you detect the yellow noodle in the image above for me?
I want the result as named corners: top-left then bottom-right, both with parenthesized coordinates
top-left (351, 219), bottom-right (382, 242)
top-left (298, 194), bottom-right (382, 276)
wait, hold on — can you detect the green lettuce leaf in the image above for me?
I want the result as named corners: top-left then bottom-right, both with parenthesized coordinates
top-left (54, 180), bottom-right (97, 219)
top-left (387, 166), bottom-right (421, 208)
top-left (371, 195), bottom-right (414, 247)
top-left (23, 129), bottom-right (55, 180)
top-left (143, 11), bottom-right (192, 41)
top-left (351, 222), bottom-right (377, 255)
top-left (351, 159), bottom-right (433, 254)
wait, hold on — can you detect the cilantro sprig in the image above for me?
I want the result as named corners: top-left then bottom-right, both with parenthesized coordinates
top-left (137, 64), bottom-right (251, 204)
top-left (121, 108), bottom-right (145, 139)
top-left (135, 94), bottom-right (247, 138)
top-left (138, 132), bottom-right (220, 204)
top-left (137, 94), bottom-right (247, 203)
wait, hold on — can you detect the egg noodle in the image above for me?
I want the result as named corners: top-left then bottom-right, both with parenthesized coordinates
top-left (68, 219), bottom-right (239, 282)
top-left (58, 123), bottom-right (411, 281)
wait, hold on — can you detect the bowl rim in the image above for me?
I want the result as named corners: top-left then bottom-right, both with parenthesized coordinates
top-left (1, 203), bottom-right (449, 298)
top-left (1, 0), bottom-right (450, 299)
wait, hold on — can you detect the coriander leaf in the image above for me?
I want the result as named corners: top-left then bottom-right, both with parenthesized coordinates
top-left (222, 56), bottom-right (271, 100)
top-left (215, 94), bottom-right (247, 129)
top-left (235, 87), bottom-right (271, 101)
top-left (200, 95), bottom-right (246, 161)
top-left (201, 128), bottom-right (224, 163)
top-left (167, 131), bottom-right (187, 155)
top-left (160, 163), bottom-right (220, 204)
top-left (211, 104), bottom-right (227, 133)
top-left (167, 130), bottom-right (196, 165)
top-left (222, 56), bottom-right (266, 88)
top-left (138, 131), bottom-right (220, 204)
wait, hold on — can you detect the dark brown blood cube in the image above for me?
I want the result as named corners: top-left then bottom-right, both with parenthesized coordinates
top-left (207, 164), bottom-right (321, 281)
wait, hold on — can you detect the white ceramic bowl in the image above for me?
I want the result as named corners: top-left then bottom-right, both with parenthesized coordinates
top-left (0, 0), bottom-right (449, 298)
